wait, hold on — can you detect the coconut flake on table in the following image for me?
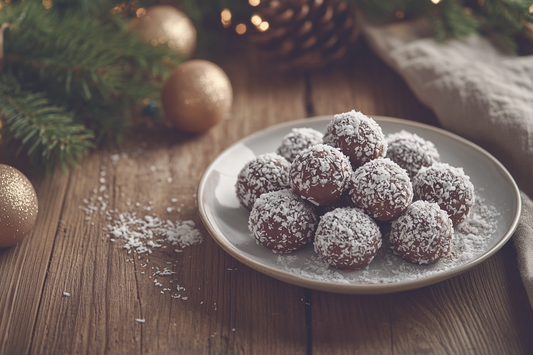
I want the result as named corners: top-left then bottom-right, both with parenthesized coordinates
top-left (79, 152), bottom-right (203, 299)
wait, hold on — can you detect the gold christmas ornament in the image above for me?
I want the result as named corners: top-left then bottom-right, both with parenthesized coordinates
top-left (0, 164), bottom-right (39, 249)
top-left (130, 5), bottom-right (197, 59)
top-left (161, 60), bottom-right (233, 134)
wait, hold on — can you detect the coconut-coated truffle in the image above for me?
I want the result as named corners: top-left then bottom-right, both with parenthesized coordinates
top-left (385, 130), bottom-right (440, 179)
top-left (390, 200), bottom-right (453, 265)
top-left (323, 110), bottom-right (387, 168)
top-left (289, 144), bottom-right (353, 206)
top-left (412, 162), bottom-right (474, 226)
top-left (349, 158), bottom-right (413, 221)
top-left (249, 189), bottom-right (318, 253)
top-left (314, 207), bottom-right (382, 271)
top-left (277, 127), bottom-right (324, 163)
top-left (235, 153), bottom-right (291, 210)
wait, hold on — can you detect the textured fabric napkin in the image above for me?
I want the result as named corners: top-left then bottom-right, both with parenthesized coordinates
top-left (361, 19), bottom-right (533, 307)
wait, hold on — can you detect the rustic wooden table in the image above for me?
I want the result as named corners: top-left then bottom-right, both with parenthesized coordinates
top-left (1, 41), bottom-right (533, 355)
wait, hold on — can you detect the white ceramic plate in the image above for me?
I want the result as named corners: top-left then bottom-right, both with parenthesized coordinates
top-left (197, 116), bottom-right (521, 294)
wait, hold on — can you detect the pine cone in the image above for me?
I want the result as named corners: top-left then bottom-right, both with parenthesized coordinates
top-left (248, 0), bottom-right (360, 70)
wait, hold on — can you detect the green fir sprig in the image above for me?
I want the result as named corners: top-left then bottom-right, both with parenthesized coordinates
top-left (0, 73), bottom-right (94, 172)
top-left (0, 0), bottom-right (182, 171)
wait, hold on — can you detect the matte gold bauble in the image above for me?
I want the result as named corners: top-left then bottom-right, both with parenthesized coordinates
top-left (162, 60), bottom-right (233, 133)
top-left (0, 164), bottom-right (39, 248)
top-left (131, 5), bottom-right (197, 58)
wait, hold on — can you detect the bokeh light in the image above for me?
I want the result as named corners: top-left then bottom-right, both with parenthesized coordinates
top-left (221, 9), bottom-right (232, 28)
top-left (236, 24), bottom-right (247, 35)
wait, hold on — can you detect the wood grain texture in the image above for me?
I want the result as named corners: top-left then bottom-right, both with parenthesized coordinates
top-left (0, 40), bottom-right (532, 355)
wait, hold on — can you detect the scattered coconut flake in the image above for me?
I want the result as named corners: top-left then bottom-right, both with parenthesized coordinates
top-left (79, 152), bottom-right (204, 301)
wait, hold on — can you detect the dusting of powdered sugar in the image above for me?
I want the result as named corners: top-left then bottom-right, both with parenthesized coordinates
top-left (274, 193), bottom-right (499, 284)
top-left (323, 110), bottom-right (387, 167)
top-left (385, 130), bottom-right (440, 179)
top-left (276, 127), bottom-right (324, 162)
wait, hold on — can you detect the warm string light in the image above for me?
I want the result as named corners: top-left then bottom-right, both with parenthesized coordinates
top-left (251, 14), bottom-right (262, 26)
top-left (258, 21), bottom-right (269, 32)
top-left (530, 4), bottom-right (533, 14)
top-left (431, 0), bottom-right (441, 4)
top-left (236, 23), bottom-right (247, 35)
top-left (220, 9), bottom-right (249, 35)
top-left (250, 13), bottom-right (269, 32)
top-left (221, 8), bottom-right (232, 28)
top-left (42, 0), bottom-right (52, 9)
top-left (221, 7), bottom-right (270, 35)
top-left (395, 11), bottom-right (404, 19)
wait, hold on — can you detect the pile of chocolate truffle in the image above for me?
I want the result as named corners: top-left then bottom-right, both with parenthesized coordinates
top-left (235, 110), bottom-right (475, 271)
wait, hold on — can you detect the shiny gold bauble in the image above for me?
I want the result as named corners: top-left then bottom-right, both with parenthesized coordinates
top-left (162, 60), bottom-right (233, 134)
top-left (130, 5), bottom-right (197, 59)
top-left (0, 164), bottom-right (39, 248)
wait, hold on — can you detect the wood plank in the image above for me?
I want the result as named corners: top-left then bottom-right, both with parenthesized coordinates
top-left (29, 152), bottom-right (143, 355)
top-left (311, 293), bottom-right (392, 355)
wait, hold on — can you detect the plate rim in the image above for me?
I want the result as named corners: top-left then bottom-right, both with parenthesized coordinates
top-left (197, 115), bottom-right (522, 294)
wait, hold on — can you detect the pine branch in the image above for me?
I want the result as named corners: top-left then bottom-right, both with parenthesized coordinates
top-left (1, 1), bottom-right (182, 141)
top-left (0, 74), bottom-right (94, 172)
top-left (2, 2), bottom-right (180, 98)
